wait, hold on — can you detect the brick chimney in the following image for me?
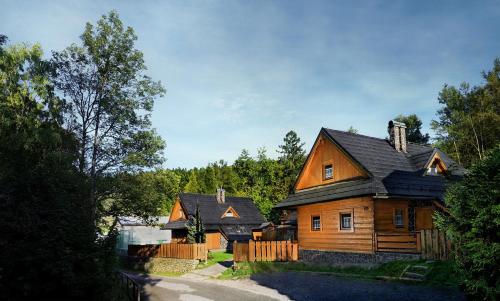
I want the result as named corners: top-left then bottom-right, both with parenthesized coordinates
top-left (388, 120), bottom-right (407, 153)
top-left (216, 188), bottom-right (225, 204)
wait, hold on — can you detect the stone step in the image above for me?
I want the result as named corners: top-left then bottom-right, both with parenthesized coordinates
top-left (399, 276), bottom-right (423, 282)
top-left (412, 265), bottom-right (429, 270)
top-left (403, 272), bottom-right (425, 279)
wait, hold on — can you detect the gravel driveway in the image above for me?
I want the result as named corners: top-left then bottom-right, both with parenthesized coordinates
top-left (250, 271), bottom-right (466, 301)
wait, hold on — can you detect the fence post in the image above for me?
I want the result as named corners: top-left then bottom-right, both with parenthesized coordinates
top-left (248, 240), bottom-right (255, 262)
top-left (233, 241), bottom-right (238, 262)
top-left (416, 231), bottom-right (421, 252)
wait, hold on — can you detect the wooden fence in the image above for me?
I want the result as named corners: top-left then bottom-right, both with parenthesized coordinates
top-left (420, 229), bottom-right (451, 260)
top-left (128, 243), bottom-right (207, 261)
top-left (374, 232), bottom-right (421, 253)
top-left (233, 240), bottom-right (298, 262)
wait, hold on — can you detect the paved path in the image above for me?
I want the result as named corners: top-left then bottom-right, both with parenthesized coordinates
top-left (126, 272), bottom-right (288, 301)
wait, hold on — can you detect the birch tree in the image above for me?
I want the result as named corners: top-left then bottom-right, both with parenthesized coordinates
top-left (52, 11), bottom-right (166, 222)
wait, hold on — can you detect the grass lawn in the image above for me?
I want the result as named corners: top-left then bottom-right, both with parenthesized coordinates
top-left (219, 260), bottom-right (462, 287)
top-left (197, 251), bottom-right (233, 269)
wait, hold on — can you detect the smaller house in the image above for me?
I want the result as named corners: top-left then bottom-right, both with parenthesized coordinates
top-left (116, 216), bottom-right (171, 254)
top-left (164, 189), bottom-right (266, 250)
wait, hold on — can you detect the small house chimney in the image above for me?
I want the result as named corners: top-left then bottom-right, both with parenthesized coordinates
top-left (216, 188), bottom-right (225, 204)
top-left (388, 120), bottom-right (407, 153)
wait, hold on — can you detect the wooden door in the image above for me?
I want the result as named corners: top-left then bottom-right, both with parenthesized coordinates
top-left (415, 207), bottom-right (434, 230)
top-left (205, 232), bottom-right (221, 249)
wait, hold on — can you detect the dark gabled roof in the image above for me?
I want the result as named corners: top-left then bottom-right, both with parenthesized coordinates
top-left (277, 128), bottom-right (465, 208)
top-left (168, 193), bottom-right (265, 227)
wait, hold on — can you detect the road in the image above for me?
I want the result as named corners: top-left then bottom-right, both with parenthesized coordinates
top-left (250, 272), bottom-right (466, 301)
top-left (127, 271), bottom-right (466, 301)
top-left (127, 272), bottom-right (286, 301)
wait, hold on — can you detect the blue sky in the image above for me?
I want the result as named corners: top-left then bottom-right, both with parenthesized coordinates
top-left (2, 1), bottom-right (499, 168)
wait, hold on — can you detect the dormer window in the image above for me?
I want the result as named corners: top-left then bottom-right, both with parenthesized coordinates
top-left (324, 164), bottom-right (333, 180)
top-left (221, 206), bottom-right (239, 218)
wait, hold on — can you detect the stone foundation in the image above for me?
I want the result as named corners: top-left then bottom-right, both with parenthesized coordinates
top-left (122, 256), bottom-right (199, 273)
top-left (220, 235), bottom-right (228, 250)
top-left (299, 249), bottom-right (420, 266)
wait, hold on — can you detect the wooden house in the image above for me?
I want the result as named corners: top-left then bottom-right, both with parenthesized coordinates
top-left (275, 121), bottom-right (465, 262)
top-left (164, 190), bottom-right (265, 250)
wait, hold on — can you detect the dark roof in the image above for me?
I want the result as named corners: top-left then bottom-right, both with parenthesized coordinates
top-left (276, 128), bottom-right (465, 208)
top-left (165, 193), bottom-right (265, 229)
top-left (162, 220), bottom-right (188, 230)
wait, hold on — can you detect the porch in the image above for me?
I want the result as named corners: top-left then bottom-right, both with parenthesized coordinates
top-left (374, 229), bottom-right (451, 260)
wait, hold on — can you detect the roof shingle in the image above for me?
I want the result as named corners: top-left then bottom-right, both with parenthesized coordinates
top-left (276, 128), bottom-right (465, 208)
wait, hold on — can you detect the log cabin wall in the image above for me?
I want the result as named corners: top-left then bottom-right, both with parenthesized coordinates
top-left (295, 134), bottom-right (368, 191)
top-left (374, 199), bottom-right (436, 232)
top-left (374, 199), bottom-right (410, 232)
top-left (296, 196), bottom-right (375, 254)
top-left (169, 199), bottom-right (186, 222)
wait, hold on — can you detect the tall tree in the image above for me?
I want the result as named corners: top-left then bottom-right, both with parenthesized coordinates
top-left (394, 114), bottom-right (430, 144)
top-left (278, 130), bottom-right (306, 193)
top-left (52, 11), bottom-right (165, 224)
top-left (431, 58), bottom-right (500, 167)
top-left (0, 42), bottom-right (110, 300)
top-left (184, 170), bottom-right (202, 193)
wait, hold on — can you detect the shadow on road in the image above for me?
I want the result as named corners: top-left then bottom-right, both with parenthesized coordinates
top-left (249, 271), bottom-right (466, 301)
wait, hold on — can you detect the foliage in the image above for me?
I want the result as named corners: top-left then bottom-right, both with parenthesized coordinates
top-left (219, 260), bottom-right (461, 286)
top-left (0, 42), bottom-right (112, 300)
top-left (435, 146), bottom-right (500, 300)
top-left (186, 203), bottom-right (205, 243)
top-left (394, 114), bottom-right (430, 144)
top-left (167, 131), bottom-right (306, 222)
top-left (51, 10), bottom-right (166, 226)
top-left (347, 126), bottom-right (358, 134)
top-left (100, 169), bottom-right (181, 227)
top-left (197, 251), bottom-right (233, 269)
top-left (431, 58), bottom-right (500, 167)
top-left (0, 12), bottom-right (168, 300)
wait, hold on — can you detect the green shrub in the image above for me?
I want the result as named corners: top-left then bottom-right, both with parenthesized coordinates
top-left (435, 145), bottom-right (500, 300)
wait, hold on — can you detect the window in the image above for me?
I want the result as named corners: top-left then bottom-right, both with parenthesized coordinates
top-left (340, 213), bottom-right (352, 230)
top-left (311, 216), bottom-right (321, 231)
top-left (225, 211), bottom-right (234, 217)
top-left (324, 164), bottom-right (333, 180)
top-left (427, 164), bottom-right (438, 175)
top-left (394, 209), bottom-right (404, 227)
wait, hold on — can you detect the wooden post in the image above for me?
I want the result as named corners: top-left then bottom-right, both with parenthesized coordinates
top-left (292, 242), bottom-right (298, 261)
top-left (416, 231), bottom-right (421, 253)
top-left (374, 232), bottom-right (378, 252)
top-left (249, 240), bottom-right (255, 262)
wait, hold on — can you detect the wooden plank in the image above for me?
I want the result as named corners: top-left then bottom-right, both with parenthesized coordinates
top-left (376, 235), bottom-right (416, 242)
top-left (256, 241), bottom-right (261, 261)
top-left (266, 241), bottom-right (271, 261)
top-left (248, 240), bottom-right (255, 262)
top-left (286, 241), bottom-right (292, 261)
top-left (271, 241), bottom-right (277, 261)
top-left (416, 232), bottom-right (421, 252)
top-left (292, 243), bottom-right (298, 261)
top-left (377, 242), bottom-right (416, 249)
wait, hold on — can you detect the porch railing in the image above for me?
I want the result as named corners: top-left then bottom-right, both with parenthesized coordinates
top-left (374, 232), bottom-right (421, 253)
top-left (374, 230), bottom-right (451, 259)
